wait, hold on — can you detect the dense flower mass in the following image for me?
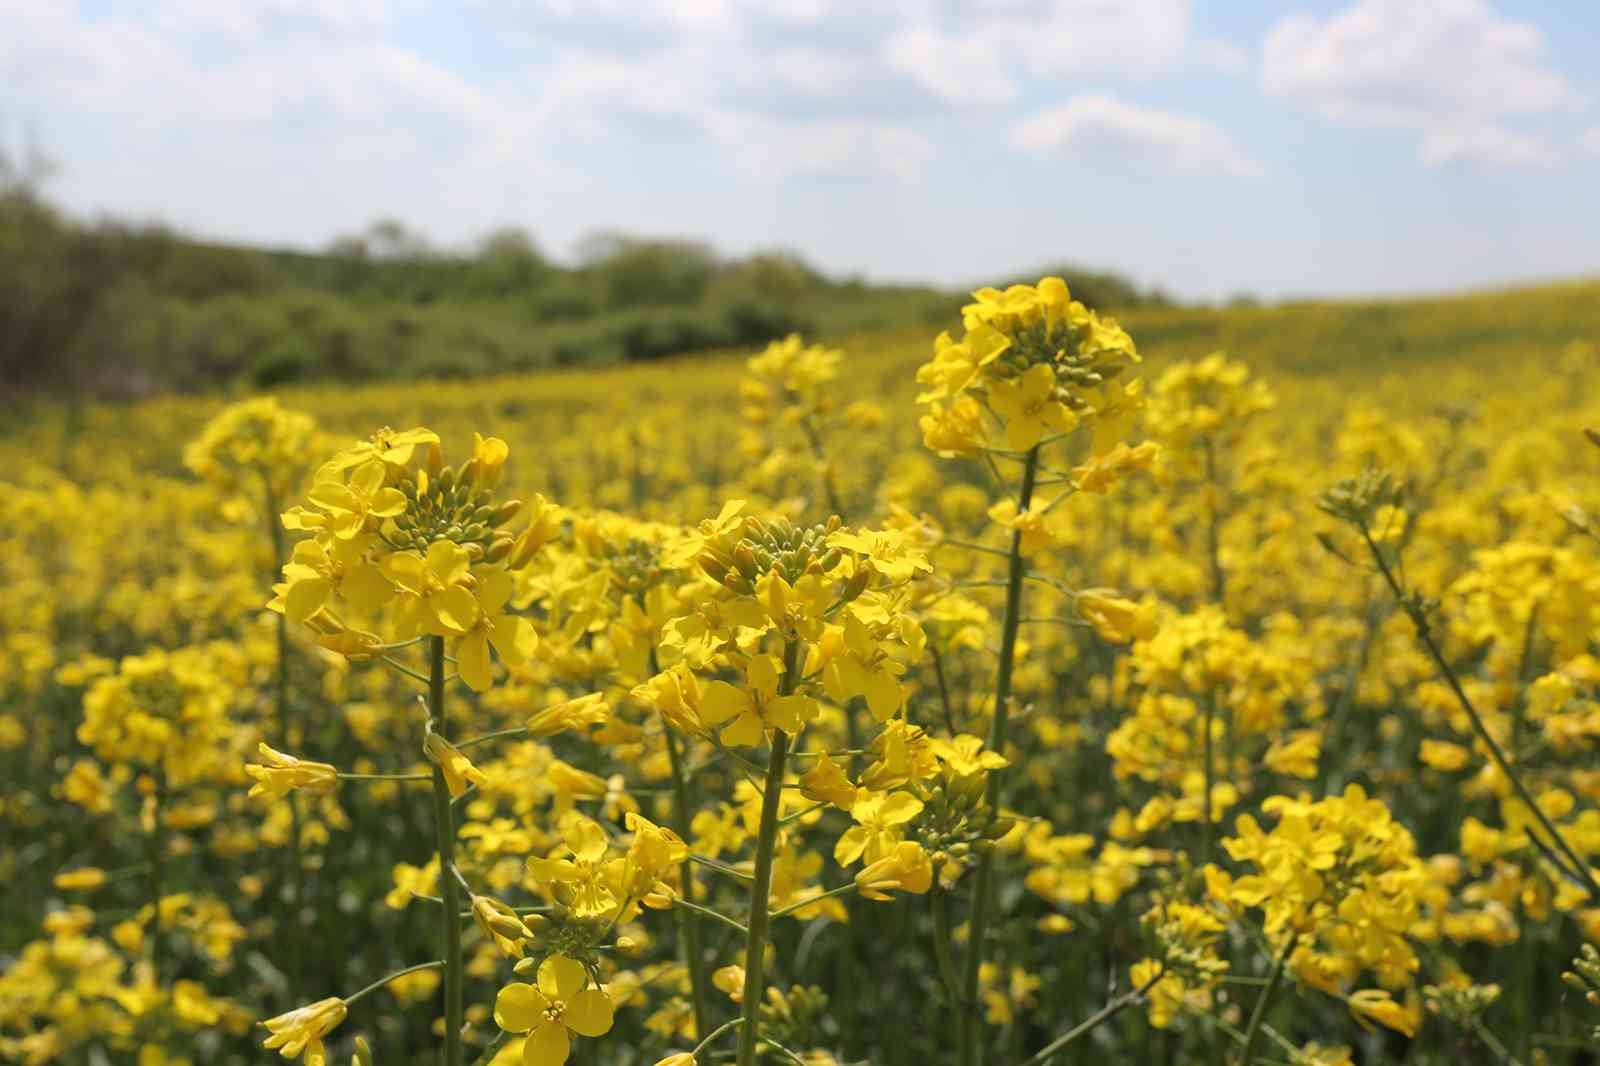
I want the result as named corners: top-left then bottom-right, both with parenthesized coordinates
top-left (3, 282), bottom-right (1600, 1066)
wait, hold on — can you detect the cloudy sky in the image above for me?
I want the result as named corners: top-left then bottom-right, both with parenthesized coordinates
top-left (5, 0), bottom-right (1599, 300)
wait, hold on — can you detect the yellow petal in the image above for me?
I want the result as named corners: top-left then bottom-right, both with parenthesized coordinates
top-left (523, 1022), bottom-right (571, 1066)
top-left (494, 982), bottom-right (545, 1033)
top-left (538, 955), bottom-right (588, 1003)
top-left (458, 632), bottom-right (493, 692)
top-left (563, 989), bottom-right (614, 1037)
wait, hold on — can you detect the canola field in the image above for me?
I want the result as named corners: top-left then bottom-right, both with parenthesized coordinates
top-left (4, 279), bottom-right (1600, 1066)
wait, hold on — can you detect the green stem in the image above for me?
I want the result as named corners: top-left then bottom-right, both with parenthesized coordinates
top-left (929, 884), bottom-right (965, 1014)
top-left (1201, 687), bottom-right (1216, 866)
top-left (736, 639), bottom-right (799, 1066)
top-left (690, 1018), bottom-right (742, 1062)
top-left (339, 772), bottom-right (432, 782)
top-left (674, 897), bottom-right (750, 937)
top-left (1020, 965), bottom-right (1165, 1066)
top-left (769, 881), bottom-right (858, 920)
top-left (426, 636), bottom-right (465, 1066)
top-left (344, 960), bottom-right (445, 1008)
top-left (960, 444), bottom-right (1039, 1066)
top-left (1202, 436), bottom-right (1225, 605)
top-left (1361, 529), bottom-right (1600, 897)
top-left (454, 725), bottom-right (528, 751)
top-left (1236, 937), bottom-right (1294, 1066)
top-left (145, 772), bottom-right (167, 974)
top-left (266, 477), bottom-right (306, 987)
top-left (659, 643), bottom-right (711, 1045)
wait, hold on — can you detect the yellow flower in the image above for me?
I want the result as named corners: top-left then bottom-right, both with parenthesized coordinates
top-left (472, 895), bottom-right (532, 958)
top-left (53, 867), bottom-right (108, 891)
top-left (1347, 988), bottom-right (1419, 1037)
top-left (798, 752), bottom-right (859, 810)
top-left (699, 655), bottom-right (819, 747)
top-left (855, 841), bottom-right (933, 900)
top-left (423, 734), bottom-right (487, 798)
top-left (1075, 591), bottom-right (1159, 644)
top-left (834, 791), bottom-right (924, 866)
top-left (456, 568), bottom-right (537, 692)
top-left (527, 817), bottom-right (618, 918)
top-left (986, 364), bottom-right (1076, 451)
top-left (493, 955), bottom-right (614, 1066)
top-left (245, 743), bottom-right (339, 799)
top-left (713, 964), bottom-right (746, 1003)
top-left (383, 540), bottom-right (479, 636)
top-left (261, 996), bottom-right (347, 1062)
top-left (280, 538), bottom-right (394, 623)
top-left (307, 460), bottom-right (408, 540)
top-left (1419, 739), bottom-right (1472, 771)
top-left (526, 693), bottom-right (610, 738)
top-left (1262, 730), bottom-right (1322, 780)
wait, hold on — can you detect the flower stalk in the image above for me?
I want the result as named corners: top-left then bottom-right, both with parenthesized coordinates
top-left (735, 639), bottom-right (800, 1066)
top-left (426, 635), bottom-right (466, 1066)
top-left (959, 443), bottom-right (1040, 1066)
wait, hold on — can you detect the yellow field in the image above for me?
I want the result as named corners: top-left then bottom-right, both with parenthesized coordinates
top-left (3, 279), bottom-right (1600, 1066)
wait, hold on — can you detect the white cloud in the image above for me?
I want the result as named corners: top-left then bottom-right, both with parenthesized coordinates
top-left (885, 0), bottom-right (1190, 105)
top-left (1420, 124), bottom-right (1561, 168)
top-left (1263, 0), bottom-right (1576, 167)
top-left (1582, 127), bottom-right (1600, 157)
top-left (884, 26), bottom-right (1016, 105)
top-left (1011, 93), bottom-right (1263, 177)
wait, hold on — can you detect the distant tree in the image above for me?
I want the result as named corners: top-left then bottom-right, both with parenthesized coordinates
top-left (577, 230), bottom-right (717, 307)
top-left (469, 226), bottom-right (550, 297)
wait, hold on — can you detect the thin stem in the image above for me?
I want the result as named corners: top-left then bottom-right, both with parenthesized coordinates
top-left (455, 725), bottom-right (528, 751)
top-left (339, 772), bottom-right (432, 783)
top-left (930, 884), bottom-right (967, 1018)
top-left (673, 896), bottom-right (750, 937)
top-left (690, 1018), bottom-right (743, 1062)
top-left (930, 644), bottom-right (958, 735)
top-left (1360, 528), bottom-right (1600, 898)
top-left (1201, 687), bottom-right (1216, 866)
top-left (960, 444), bottom-right (1040, 1066)
top-left (736, 639), bottom-right (799, 1066)
top-left (383, 655), bottom-right (434, 687)
top-left (1236, 937), bottom-right (1295, 1066)
top-left (265, 477), bottom-right (306, 988)
top-left (427, 636), bottom-right (465, 1066)
top-left (658, 634), bottom-right (711, 1045)
top-left (344, 960), bottom-right (445, 1008)
top-left (1020, 965), bottom-right (1165, 1066)
top-left (145, 772), bottom-right (167, 974)
top-left (778, 801), bottom-right (827, 828)
top-left (769, 881), bottom-right (858, 919)
top-left (689, 853), bottom-right (754, 883)
top-left (1202, 436), bottom-right (1226, 605)
top-left (942, 538), bottom-right (1011, 558)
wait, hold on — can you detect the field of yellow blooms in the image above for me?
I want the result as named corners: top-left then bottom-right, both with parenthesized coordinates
top-left (4, 279), bottom-right (1600, 1066)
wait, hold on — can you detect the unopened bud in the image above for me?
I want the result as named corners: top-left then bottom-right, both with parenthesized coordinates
top-left (486, 538), bottom-right (514, 564)
top-left (426, 443), bottom-right (444, 478)
top-left (493, 500), bottom-right (523, 526)
top-left (354, 1036), bottom-right (374, 1066)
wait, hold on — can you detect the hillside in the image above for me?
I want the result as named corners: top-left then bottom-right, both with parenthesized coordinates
top-left (0, 185), bottom-right (1162, 397)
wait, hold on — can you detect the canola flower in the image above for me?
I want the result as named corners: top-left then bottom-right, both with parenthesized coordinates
top-left (4, 280), bottom-right (1600, 1066)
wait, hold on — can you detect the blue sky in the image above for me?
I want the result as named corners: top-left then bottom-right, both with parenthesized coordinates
top-left (5, 0), bottom-right (1599, 300)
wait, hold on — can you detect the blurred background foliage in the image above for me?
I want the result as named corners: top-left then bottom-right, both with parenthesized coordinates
top-left (0, 143), bottom-right (1175, 398)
